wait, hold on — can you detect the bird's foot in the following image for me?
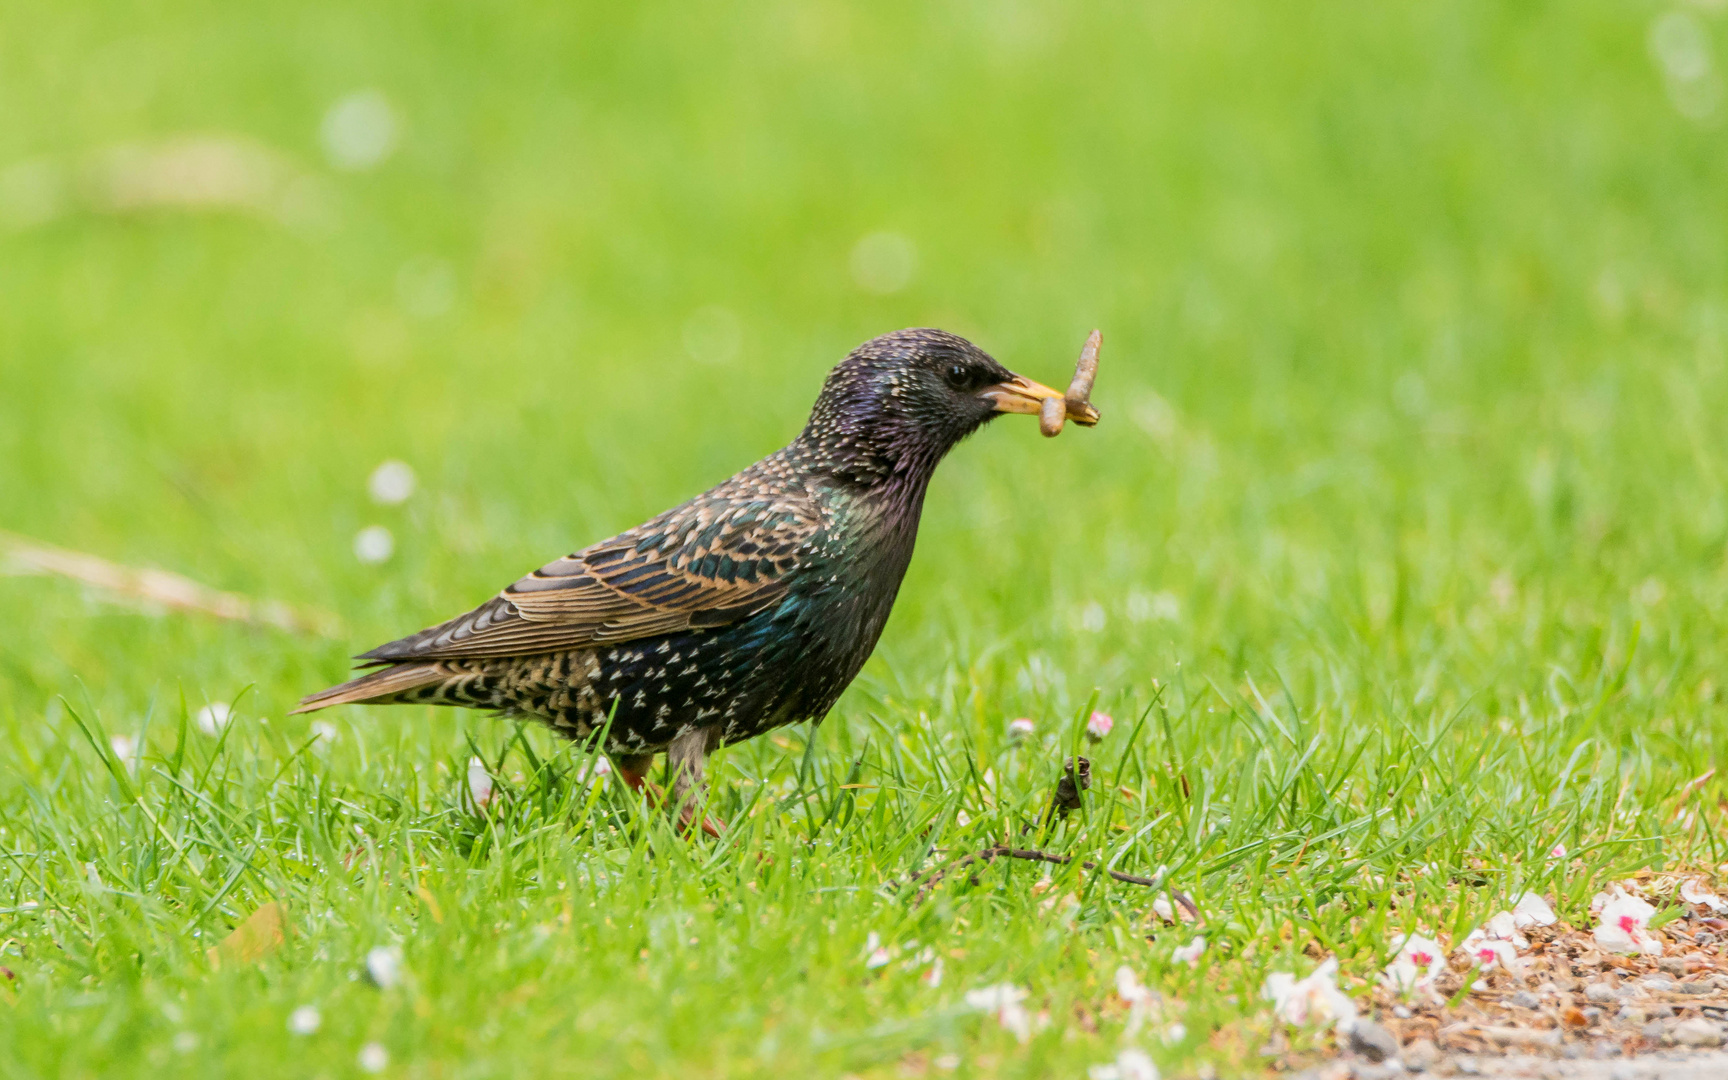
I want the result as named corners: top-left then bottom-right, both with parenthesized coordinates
top-left (612, 754), bottom-right (724, 838)
top-left (678, 804), bottom-right (726, 839)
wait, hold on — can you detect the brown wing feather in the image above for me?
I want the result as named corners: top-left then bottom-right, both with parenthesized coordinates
top-left (357, 467), bottom-right (821, 663)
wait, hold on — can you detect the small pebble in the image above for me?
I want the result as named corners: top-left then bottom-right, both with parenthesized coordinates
top-left (1640, 976), bottom-right (1677, 992)
top-left (1648, 1004), bottom-right (1675, 1019)
top-left (1399, 1038), bottom-right (1441, 1073)
top-left (1673, 1017), bottom-right (1725, 1047)
top-left (1616, 1006), bottom-right (1647, 1024)
top-left (1678, 980), bottom-right (1715, 994)
top-left (1585, 982), bottom-right (1621, 1004)
top-left (1659, 956), bottom-right (1689, 976)
top-left (1392, 1005), bottom-right (1412, 1019)
top-left (1509, 990), bottom-right (1541, 1009)
top-left (1347, 1020), bottom-right (1400, 1064)
top-left (1641, 1020), bottom-right (1668, 1042)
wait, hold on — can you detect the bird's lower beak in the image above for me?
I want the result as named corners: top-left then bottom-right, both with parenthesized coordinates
top-left (978, 373), bottom-right (1100, 426)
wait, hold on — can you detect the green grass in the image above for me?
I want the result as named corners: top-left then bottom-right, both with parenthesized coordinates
top-left (5, 0), bottom-right (1728, 1076)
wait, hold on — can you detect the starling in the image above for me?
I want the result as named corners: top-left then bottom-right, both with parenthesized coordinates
top-left (295, 328), bottom-right (1099, 832)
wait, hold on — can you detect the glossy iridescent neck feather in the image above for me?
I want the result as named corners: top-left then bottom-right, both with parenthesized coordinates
top-left (793, 328), bottom-right (1013, 493)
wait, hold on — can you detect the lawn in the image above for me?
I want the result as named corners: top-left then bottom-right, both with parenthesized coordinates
top-left (4, 1), bottom-right (1728, 1077)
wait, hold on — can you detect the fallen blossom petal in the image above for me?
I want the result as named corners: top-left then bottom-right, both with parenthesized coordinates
top-left (1459, 931), bottom-right (1521, 970)
top-left (1483, 911), bottom-right (1530, 949)
top-left (962, 983), bottom-right (1025, 1010)
top-left (576, 756), bottom-right (612, 785)
top-left (1511, 892), bottom-right (1558, 928)
top-left (287, 1005), bottom-right (321, 1035)
top-left (367, 460), bottom-right (416, 504)
top-left (1381, 933), bottom-right (1445, 994)
top-left (1150, 894), bottom-right (1175, 922)
top-left (195, 702), bottom-right (232, 737)
top-left (1089, 1048), bottom-right (1160, 1080)
top-left (1116, 965), bottom-right (1151, 1004)
top-left (364, 945), bottom-right (403, 989)
top-left (1263, 958), bottom-right (1357, 1031)
top-left (357, 1042), bottom-right (388, 1073)
top-left (861, 932), bottom-right (895, 969)
top-left (1172, 935), bottom-right (1206, 966)
top-left (965, 983), bottom-right (1032, 1043)
top-left (1117, 964), bottom-right (1158, 1034)
top-left (353, 525), bottom-right (394, 564)
top-left (1007, 718), bottom-right (1036, 739)
top-left (466, 756), bottom-right (494, 809)
top-left (1086, 711), bottom-right (1114, 741)
top-left (1549, 842), bottom-right (1568, 859)
top-left (1681, 878), bottom-right (1728, 914)
top-left (108, 734), bottom-right (141, 772)
top-left (1594, 891), bottom-right (1663, 956)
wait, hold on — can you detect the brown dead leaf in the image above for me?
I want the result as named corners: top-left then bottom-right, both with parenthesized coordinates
top-left (206, 901), bottom-right (287, 969)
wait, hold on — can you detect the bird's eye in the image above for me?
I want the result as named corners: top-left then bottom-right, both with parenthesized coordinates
top-left (945, 363), bottom-right (971, 390)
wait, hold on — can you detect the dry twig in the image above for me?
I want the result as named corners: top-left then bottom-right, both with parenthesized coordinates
top-left (905, 846), bottom-right (1197, 910)
top-left (904, 753), bottom-right (1197, 915)
top-left (1, 530), bottom-right (340, 637)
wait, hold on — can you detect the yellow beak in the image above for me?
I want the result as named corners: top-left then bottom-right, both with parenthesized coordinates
top-left (978, 373), bottom-right (1100, 427)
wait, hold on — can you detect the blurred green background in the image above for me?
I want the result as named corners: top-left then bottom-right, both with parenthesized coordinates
top-left (6, 0), bottom-right (1725, 721)
top-left (5, 1), bottom-right (1728, 1076)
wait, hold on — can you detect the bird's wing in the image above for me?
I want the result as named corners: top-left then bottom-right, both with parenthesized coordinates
top-left (356, 489), bottom-right (822, 662)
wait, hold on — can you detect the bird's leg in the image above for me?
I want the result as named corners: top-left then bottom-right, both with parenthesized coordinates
top-left (611, 753), bottom-right (664, 802)
top-left (666, 726), bottom-right (725, 838)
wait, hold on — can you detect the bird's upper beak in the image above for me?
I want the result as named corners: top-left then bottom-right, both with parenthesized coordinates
top-left (978, 373), bottom-right (1100, 426)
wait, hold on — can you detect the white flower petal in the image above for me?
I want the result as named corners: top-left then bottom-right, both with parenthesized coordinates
top-left (1512, 892), bottom-right (1558, 928)
top-left (1263, 958), bottom-right (1356, 1031)
top-left (965, 983), bottom-right (1033, 1043)
top-left (364, 945), bottom-right (403, 988)
top-left (287, 1005), bottom-right (321, 1035)
top-left (1092, 1048), bottom-right (1159, 1080)
top-left (353, 525), bottom-right (394, 564)
top-left (194, 703), bottom-right (232, 737)
top-left (1594, 892), bottom-right (1663, 956)
top-left (1381, 932), bottom-right (1446, 993)
top-left (367, 460), bottom-right (416, 504)
top-left (1681, 878), bottom-right (1728, 914)
top-left (466, 756), bottom-right (494, 809)
top-left (1172, 935), bottom-right (1206, 966)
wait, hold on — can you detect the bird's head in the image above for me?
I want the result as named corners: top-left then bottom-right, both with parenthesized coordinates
top-left (799, 328), bottom-right (1093, 485)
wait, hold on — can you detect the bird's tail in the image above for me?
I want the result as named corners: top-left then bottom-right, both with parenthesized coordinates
top-left (291, 663), bottom-right (446, 714)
